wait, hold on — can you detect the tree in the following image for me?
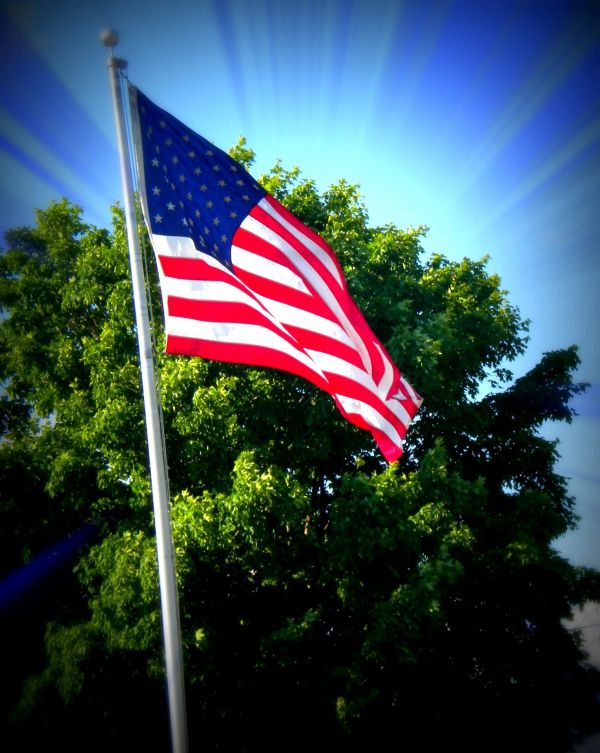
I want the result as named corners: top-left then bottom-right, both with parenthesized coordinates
top-left (1, 147), bottom-right (599, 752)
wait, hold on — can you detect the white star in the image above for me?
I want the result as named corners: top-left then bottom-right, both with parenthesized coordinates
top-left (172, 156), bottom-right (179, 164)
top-left (165, 138), bottom-right (173, 146)
top-left (193, 167), bottom-right (202, 175)
top-left (218, 179), bottom-right (226, 187)
top-left (223, 196), bottom-right (231, 203)
top-left (152, 186), bottom-right (161, 195)
top-left (151, 157), bottom-right (159, 167)
top-left (188, 150), bottom-right (196, 159)
top-left (187, 191), bottom-right (193, 200)
top-left (179, 174), bottom-right (186, 183)
top-left (206, 200), bottom-right (214, 209)
top-left (212, 164), bottom-right (220, 172)
top-left (166, 202), bottom-right (175, 211)
top-left (205, 149), bottom-right (214, 157)
top-left (199, 184), bottom-right (208, 192)
top-left (159, 120), bottom-right (167, 128)
top-left (213, 217), bottom-right (220, 226)
top-left (154, 214), bottom-right (163, 223)
top-left (183, 134), bottom-right (190, 142)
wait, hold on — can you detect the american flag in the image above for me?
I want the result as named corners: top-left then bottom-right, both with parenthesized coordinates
top-left (129, 86), bottom-right (422, 462)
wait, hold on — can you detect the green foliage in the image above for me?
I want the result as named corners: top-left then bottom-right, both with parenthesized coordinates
top-left (1, 159), bottom-right (599, 752)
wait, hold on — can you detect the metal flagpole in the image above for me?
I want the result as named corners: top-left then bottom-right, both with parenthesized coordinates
top-left (101, 29), bottom-right (188, 753)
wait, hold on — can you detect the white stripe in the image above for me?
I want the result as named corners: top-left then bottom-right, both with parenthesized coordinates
top-left (165, 276), bottom-right (245, 302)
top-left (258, 197), bottom-right (344, 289)
top-left (374, 341), bottom-right (394, 398)
top-left (336, 394), bottom-right (403, 450)
top-left (167, 316), bottom-right (327, 381)
top-left (240, 213), bottom-right (372, 374)
top-left (151, 232), bottom-right (203, 259)
top-left (232, 245), bottom-right (310, 293)
top-left (307, 349), bottom-right (371, 386)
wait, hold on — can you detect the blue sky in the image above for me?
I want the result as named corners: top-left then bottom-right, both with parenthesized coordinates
top-left (1, 0), bottom-right (599, 569)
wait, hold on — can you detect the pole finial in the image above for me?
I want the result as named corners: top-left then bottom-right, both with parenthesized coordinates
top-left (100, 28), bottom-right (119, 49)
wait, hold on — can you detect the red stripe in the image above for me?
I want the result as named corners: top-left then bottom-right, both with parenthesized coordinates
top-left (168, 296), bottom-right (264, 325)
top-left (369, 429), bottom-right (403, 463)
top-left (159, 255), bottom-right (230, 283)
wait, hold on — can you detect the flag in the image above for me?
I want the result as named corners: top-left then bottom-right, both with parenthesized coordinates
top-left (129, 86), bottom-right (422, 462)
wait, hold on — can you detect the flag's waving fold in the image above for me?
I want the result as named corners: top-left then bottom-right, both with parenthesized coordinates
top-left (129, 86), bottom-right (422, 462)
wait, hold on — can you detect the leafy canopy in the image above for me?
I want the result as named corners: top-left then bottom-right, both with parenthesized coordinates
top-left (1, 142), bottom-right (598, 752)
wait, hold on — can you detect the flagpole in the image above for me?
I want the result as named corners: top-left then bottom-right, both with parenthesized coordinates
top-left (101, 29), bottom-right (188, 753)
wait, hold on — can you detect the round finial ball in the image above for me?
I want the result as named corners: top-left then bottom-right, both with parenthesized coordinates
top-left (100, 28), bottom-right (119, 47)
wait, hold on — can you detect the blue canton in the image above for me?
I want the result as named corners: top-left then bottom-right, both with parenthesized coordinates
top-left (134, 88), bottom-right (266, 268)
